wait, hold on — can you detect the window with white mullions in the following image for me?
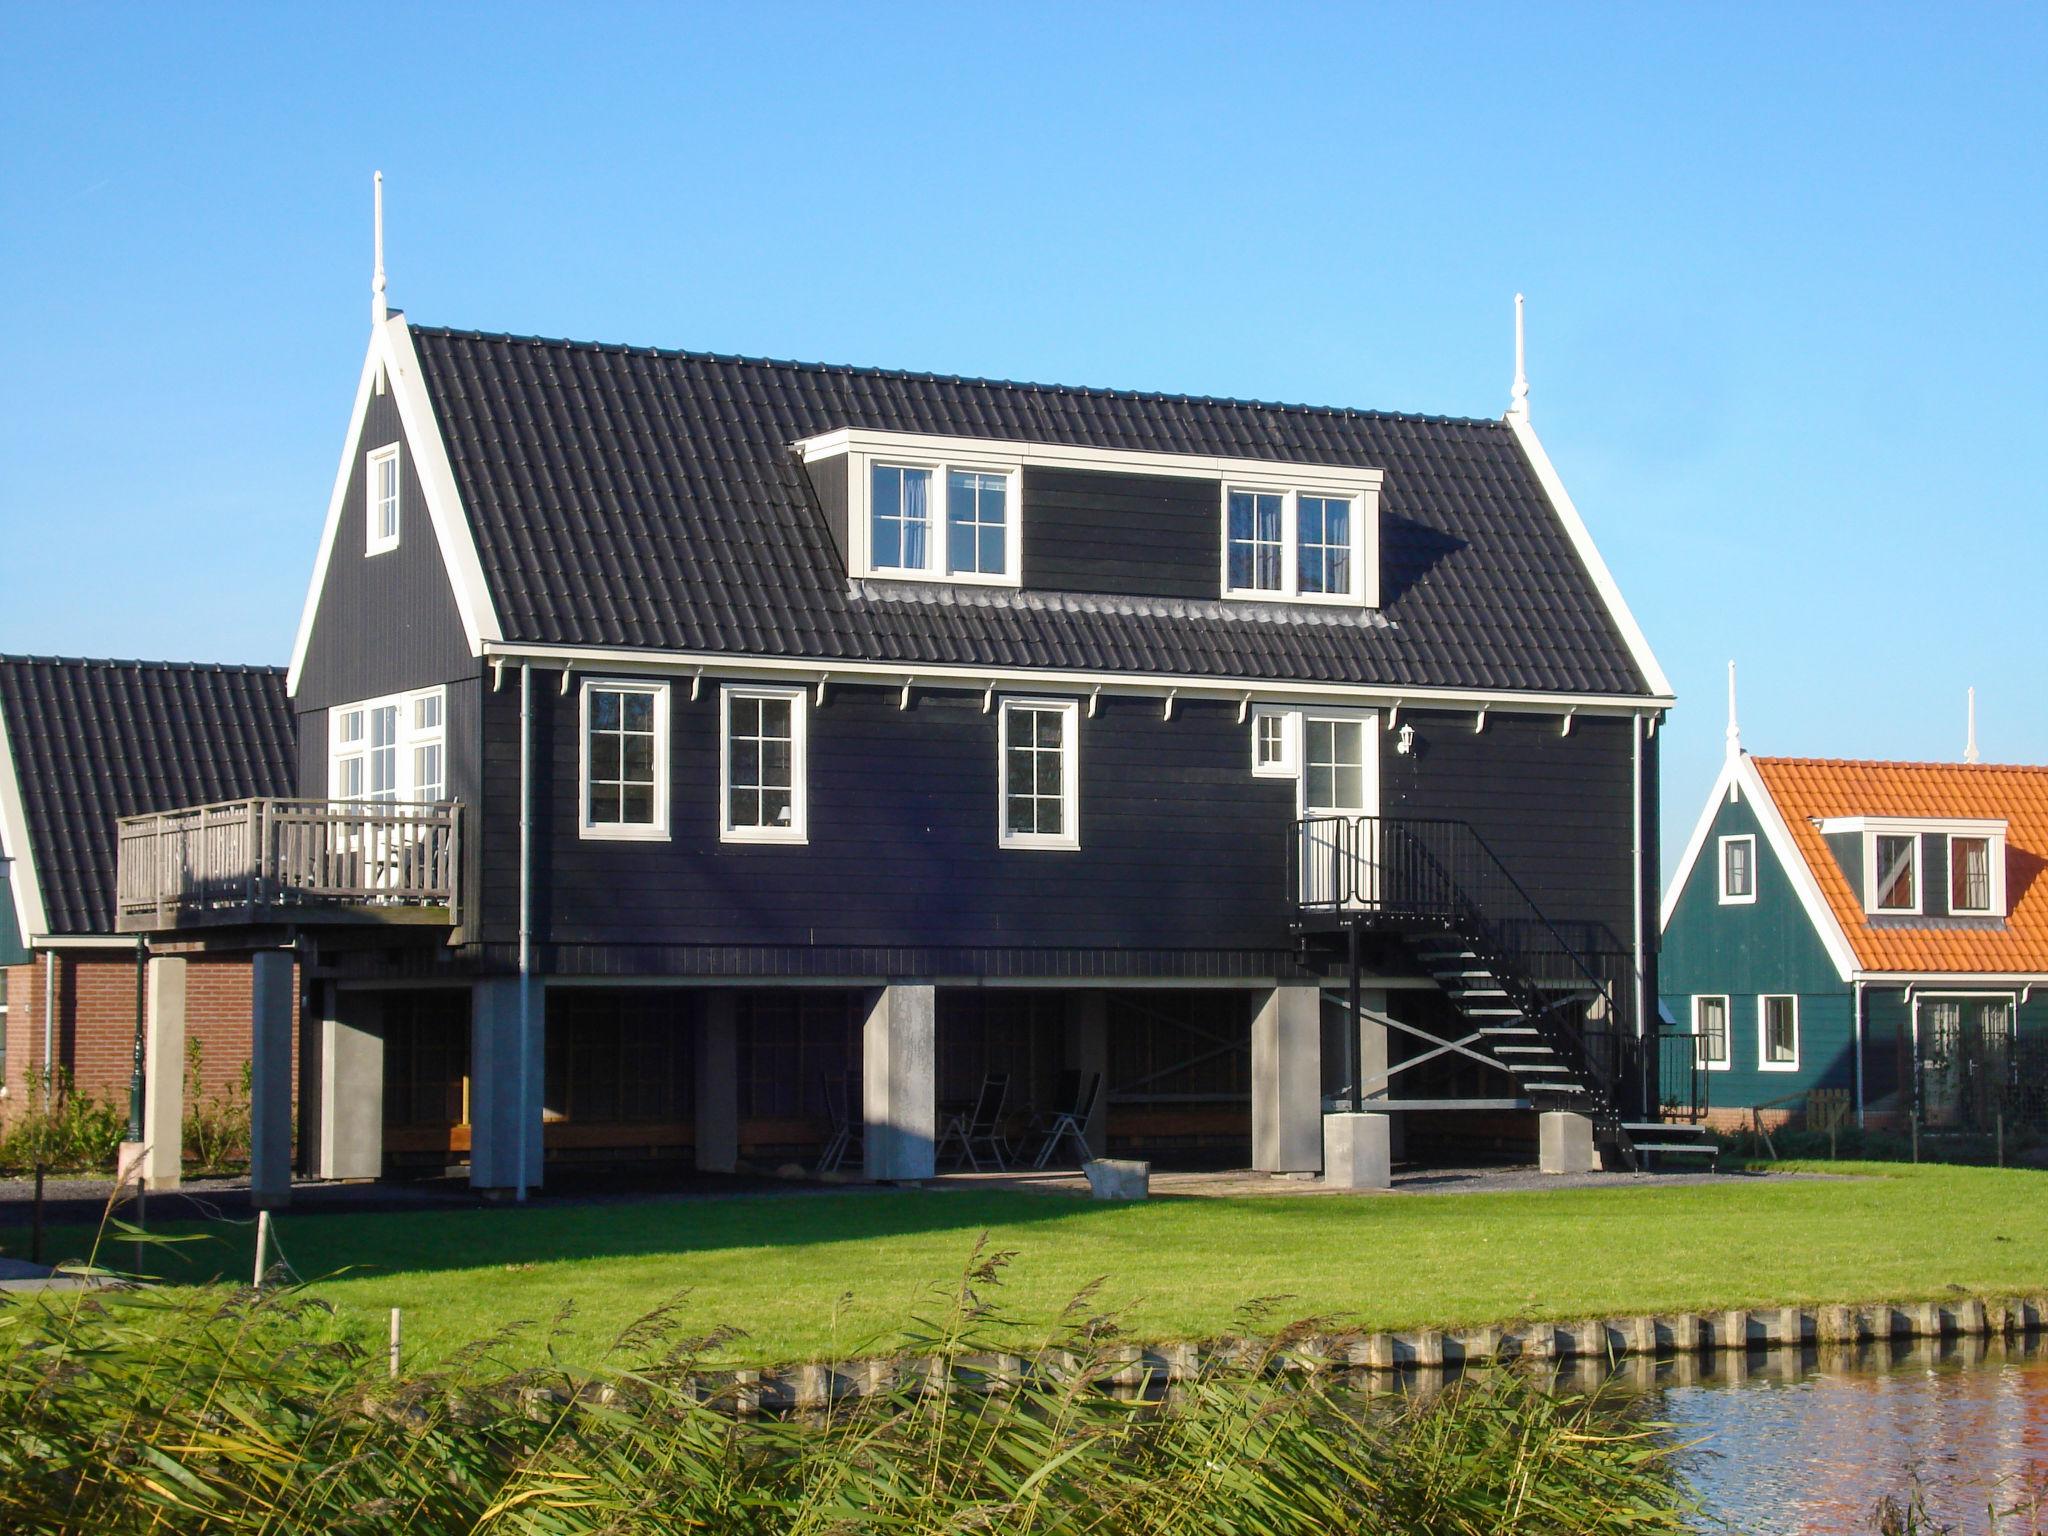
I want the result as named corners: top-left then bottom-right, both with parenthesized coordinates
top-left (1759, 995), bottom-right (1799, 1070)
top-left (1874, 833), bottom-right (1918, 912)
top-left (366, 444), bottom-right (401, 554)
top-left (1303, 718), bottom-right (1367, 814)
top-left (870, 464), bottom-right (931, 572)
top-left (1719, 834), bottom-right (1755, 903)
top-left (1226, 490), bottom-right (1284, 592)
top-left (946, 470), bottom-right (1008, 576)
top-left (328, 686), bottom-right (448, 806)
top-left (412, 692), bottom-right (445, 804)
top-left (1000, 699), bottom-right (1079, 849)
top-left (1297, 495), bottom-right (1353, 595)
top-left (721, 686), bottom-right (807, 843)
top-left (582, 682), bottom-right (668, 838)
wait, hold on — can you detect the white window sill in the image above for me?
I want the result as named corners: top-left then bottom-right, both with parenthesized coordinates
top-left (580, 823), bottom-right (670, 842)
top-left (1758, 1060), bottom-right (1800, 1073)
top-left (1221, 587), bottom-right (1367, 608)
top-left (860, 567), bottom-right (1022, 589)
top-left (722, 826), bottom-right (808, 845)
top-left (1001, 833), bottom-right (1080, 852)
top-left (1718, 892), bottom-right (1757, 906)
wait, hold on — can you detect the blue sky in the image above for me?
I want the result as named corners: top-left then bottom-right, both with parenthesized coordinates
top-left (2, 3), bottom-right (2042, 867)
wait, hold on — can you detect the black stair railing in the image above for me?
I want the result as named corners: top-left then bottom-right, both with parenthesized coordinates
top-left (1290, 815), bottom-right (1646, 1120)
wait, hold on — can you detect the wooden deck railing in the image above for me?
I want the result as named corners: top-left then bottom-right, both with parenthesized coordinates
top-left (116, 798), bottom-right (460, 931)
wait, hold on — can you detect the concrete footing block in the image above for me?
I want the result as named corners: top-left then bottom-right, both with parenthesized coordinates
top-left (1817, 1304), bottom-right (1862, 1344)
top-left (1083, 1158), bottom-right (1150, 1200)
top-left (1321, 1112), bottom-right (1392, 1190)
top-left (1716, 1310), bottom-right (1752, 1351)
top-left (1538, 1111), bottom-right (1598, 1174)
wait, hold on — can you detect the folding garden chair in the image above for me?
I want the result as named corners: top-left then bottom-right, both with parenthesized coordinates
top-left (939, 1072), bottom-right (1013, 1171)
top-left (1031, 1071), bottom-right (1101, 1169)
top-left (816, 1073), bottom-right (863, 1174)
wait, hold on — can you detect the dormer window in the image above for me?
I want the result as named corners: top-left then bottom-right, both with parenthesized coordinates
top-left (1873, 833), bottom-right (1918, 913)
top-left (1221, 485), bottom-right (1364, 603)
top-left (864, 459), bottom-right (1020, 585)
top-left (1950, 835), bottom-right (1996, 915)
top-left (366, 444), bottom-right (401, 555)
top-left (1819, 815), bottom-right (2008, 918)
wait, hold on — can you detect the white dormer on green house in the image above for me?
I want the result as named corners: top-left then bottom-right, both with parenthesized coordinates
top-left (1660, 676), bottom-right (2047, 1134)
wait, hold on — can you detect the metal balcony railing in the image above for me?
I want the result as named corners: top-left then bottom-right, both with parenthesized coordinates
top-left (116, 797), bottom-right (460, 932)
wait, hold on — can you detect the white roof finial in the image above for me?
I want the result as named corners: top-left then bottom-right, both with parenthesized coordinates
top-left (1726, 659), bottom-right (1741, 759)
top-left (1965, 686), bottom-right (1980, 765)
top-left (1507, 292), bottom-right (1529, 424)
top-left (372, 171), bottom-right (387, 325)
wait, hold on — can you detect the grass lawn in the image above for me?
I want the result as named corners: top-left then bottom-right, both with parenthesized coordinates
top-left (11, 1162), bottom-right (2043, 1367)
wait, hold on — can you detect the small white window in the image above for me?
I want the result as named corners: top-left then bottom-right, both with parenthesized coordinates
top-left (581, 680), bottom-right (669, 840)
top-left (721, 686), bottom-right (808, 844)
top-left (1949, 835), bottom-right (1996, 915)
top-left (1872, 832), bottom-right (1919, 914)
top-left (1251, 707), bottom-right (1298, 777)
top-left (1692, 995), bottom-right (1731, 1070)
top-left (999, 698), bottom-right (1079, 850)
top-left (1718, 835), bottom-right (1756, 905)
top-left (1759, 995), bottom-right (1799, 1071)
top-left (366, 444), bottom-right (401, 555)
top-left (1221, 485), bottom-right (1364, 604)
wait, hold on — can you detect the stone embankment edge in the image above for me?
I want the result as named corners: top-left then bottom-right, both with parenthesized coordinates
top-left (717, 1294), bottom-right (2048, 1413)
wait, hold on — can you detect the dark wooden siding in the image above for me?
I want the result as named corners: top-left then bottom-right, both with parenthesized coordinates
top-left (294, 387), bottom-right (477, 711)
top-left (479, 680), bottom-right (1299, 952)
top-left (803, 453), bottom-right (849, 568)
top-left (1021, 467), bottom-right (1217, 599)
top-left (1382, 709), bottom-right (1639, 955)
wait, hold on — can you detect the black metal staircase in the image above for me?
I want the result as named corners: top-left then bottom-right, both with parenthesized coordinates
top-left (1291, 815), bottom-right (1716, 1170)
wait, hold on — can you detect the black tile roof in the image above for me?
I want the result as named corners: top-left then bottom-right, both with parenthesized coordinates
top-left (408, 325), bottom-right (1652, 697)
top-left (0, 657), bottom-right (296, 935)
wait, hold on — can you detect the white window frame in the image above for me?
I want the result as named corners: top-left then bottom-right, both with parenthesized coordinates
top-left (1717, 834), bottom-right (1757, 905)
top-left (1757, 994), bottom-right (1800, 1072)
top-left (719, 684), bottom-right (808, 845)
top-left (1868, 831), bottom-right (1922, 917)
top-left (365, 443), bottom-right (402, 556)
top-left (856, 456), bottom-right (1023, 587)
top-left (1946, 834), bottom-right (2002, 916)
top-left (328, 685), bottom-right (448, 804)
top-left (1220, 484), bottom-right (1367, 606)
top-left (1692, 994), bottom-right (1732, 1071)
top-left (578, 678), bottom-right (671, 842)
top-left (1250, 705), bottom-right (1299, 778)
top-left (998, 697), bottom-right (1080, 851)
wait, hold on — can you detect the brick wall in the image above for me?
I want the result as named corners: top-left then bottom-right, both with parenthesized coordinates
top-left (1, 952), bottom-right (297, 1119)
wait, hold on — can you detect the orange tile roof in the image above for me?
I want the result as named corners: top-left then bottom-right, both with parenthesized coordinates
top-left (1752, 756), bottom-right (2048, 975)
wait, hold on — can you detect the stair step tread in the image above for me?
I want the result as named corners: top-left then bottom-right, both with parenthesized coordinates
top-left (1631, 1143), bottom-right (1720, 1156)
top-left (1478, 1026), bottom-right (1539, 1036)
top-left (1621, 1122), bottom-right (1712, 1134)
top-left (1492, 1044), bottom-right (1560, 1056)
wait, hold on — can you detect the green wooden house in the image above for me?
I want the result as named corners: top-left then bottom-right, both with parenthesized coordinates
top-left (1660, 689), bottom-right (2048, 1134)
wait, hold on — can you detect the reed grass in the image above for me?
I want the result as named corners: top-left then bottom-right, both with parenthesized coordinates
top-left (0, 1237), bottom-right (1706, 1535)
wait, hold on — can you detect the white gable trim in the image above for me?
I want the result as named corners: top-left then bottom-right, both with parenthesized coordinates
top-left (1507, 415), bottom-right (1673, 701)
top-left (0, 700), bottom-right (50, 941)
top-left (1659, 752), bottom-right (1858, 982)
top-left (285, 316), bottom-right (502, 696)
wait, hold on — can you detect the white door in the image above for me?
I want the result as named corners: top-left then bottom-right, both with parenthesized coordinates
top-left (1298, 713), bottom-right (1378, 906)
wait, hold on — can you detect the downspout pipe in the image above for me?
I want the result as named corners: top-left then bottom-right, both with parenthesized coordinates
top-left (1853, 979), bottom-right (1866, 1130)
top-left (1631, 713), bottom-right (1647, 1116)
top-left (42, 949), bottom-right (56, 1105)
top-left (127, 936), bottom-right (147, 1143)
top-left (516, 661), bottom-right (533, 1203)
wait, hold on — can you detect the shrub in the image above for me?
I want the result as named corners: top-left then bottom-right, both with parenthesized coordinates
top-left (0, 1070), bottom-right (127, 1175)
top-left (182, 1043), bottom-right (252, 1174)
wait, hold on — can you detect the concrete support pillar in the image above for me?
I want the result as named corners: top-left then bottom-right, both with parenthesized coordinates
top-left (1322, 1111), bottom-right (1391, 1189)
top-left (141, 956), bottom-right (188, 1191)
top-left (307, 987), bottom-right (385, 1181)
top-left (1252, 984), bottom-right (1322, 1173)
top-left (1354, 988), bottom-right (1405, 1160)
top-left (1063, 989), bottom-right (1109, 1157)
top-left (1539, 1110), bottom-right (1598, 1174)
top-left (249, 951), bottom-right (295, 1209)
top-left (471, 977), bottom-right (544, 1195)
top-left (863, 983), bottom-right (935, 1182)
top-left (695, 991), bottom-right (740, 1173)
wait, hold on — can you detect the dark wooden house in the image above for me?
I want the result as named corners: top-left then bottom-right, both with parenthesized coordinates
top-left (117, 296), bottom-right (1688, 1201)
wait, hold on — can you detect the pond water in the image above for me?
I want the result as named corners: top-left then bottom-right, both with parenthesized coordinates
top-left (1639, 1335), bottom-right (2047, 1533)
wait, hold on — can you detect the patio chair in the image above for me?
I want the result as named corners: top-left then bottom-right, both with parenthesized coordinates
top-left (1031, 1071), bottom-right (1101, 1169)
top-left (817, 1073), bottom-right (863, 1174)
top-left (938, 1072), bottom-right (1012, 1171)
